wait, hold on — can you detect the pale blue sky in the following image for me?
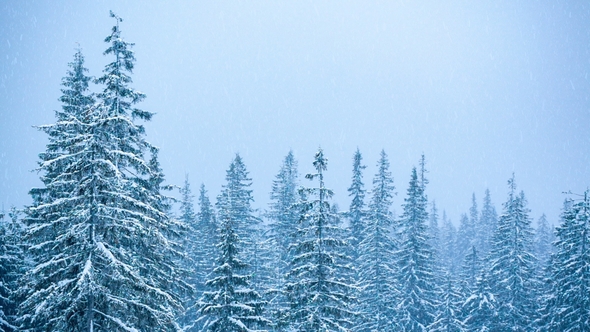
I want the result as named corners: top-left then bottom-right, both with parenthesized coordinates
top-left (1, 0), bottom-right (589, 224)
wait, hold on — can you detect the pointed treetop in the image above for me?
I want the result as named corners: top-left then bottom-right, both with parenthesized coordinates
top-left (313, 148), bottom-right (328, 172)
top-left (109, 10), bottom-right (123, 23)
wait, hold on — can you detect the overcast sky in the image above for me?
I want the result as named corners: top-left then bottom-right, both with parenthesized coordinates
top-left (1, 1), bottom-right (589, 225)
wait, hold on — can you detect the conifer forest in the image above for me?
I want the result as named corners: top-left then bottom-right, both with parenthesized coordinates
top-left (1, 6), bottom-right (590, 332)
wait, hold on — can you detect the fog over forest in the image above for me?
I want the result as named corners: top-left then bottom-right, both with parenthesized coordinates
top-left (0, 1), bottom-right (589, 331)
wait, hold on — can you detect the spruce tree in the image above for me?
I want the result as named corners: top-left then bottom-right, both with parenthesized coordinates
top-left (456, 213), bottom-right (475, 269)
top-left (266, 151), bottom-right (299, 329)
top-left (439, 211), bottom-right (458, 276)
top-left (487, 176), bottom-right (538, 331)
top-left (534, 214), bottom-right (554, 272)
top-left (428, 201), bottom-right (441, 266)
top-left (0, 212), bottom-right (12, 332)
top-left (477, 189), bottom-right (497, 259)
top-left (199, 183), bottom-right (268, 331)
top-left (216, 154), bottom-right (261, 282)
top-left (285, 148), bottom-right (356, 331)
top-left (20, 14), bottom-right (184, 330)
top-left (178, 177), bottom-right (209, 331)
top-left (347, 148), bottom-right (367, 251)
top-left (540, 191), bottom-right (590, 331)
top-left (428, 274), bottom-right (466, 332)
top-left (356, 150), bottom-right (396, 331)
top-left (461, 270), bottom-right (498, 331)
top-left (0, 208), bottom-right (23, 332)
top-left (459, 246), bottom-right (481, 296)
top-left (394, 166), bottom-right (437, 330)
top-left (197, 183), bottom-right (218, 272)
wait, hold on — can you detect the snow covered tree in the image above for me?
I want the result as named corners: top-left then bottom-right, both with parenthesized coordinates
top-left (347, 148), bottom-right (367, 251)
top-left (439, 211), bottom-right (458, 276)
top-left (459, 246), bottom-right (482, 296)
top-left (285, 148), bottom-right (356, 331)
top-left (468, 194), bottom-right (479, 248)
top-left (539, 191), bottom-right (590, 331)
top-left (0, 208), bottom-right (24, 332)
top-left (199, 185), bottom-right (268, 332)
top-left (197, 183), bottom-right (218, 271)
top-left (456, 212), bottom-right (475, 269)
top-left (265, 151), bottom-right (299, 329)
top-left (394, 166), bottom-right (437, 331)
top-left (216, 154), bottom-right (262, 285)
top-left (477, 189), bottom-right (497, 259)
top-left (19, 14), bottom-right (184, 331)
top-left (487, 175), bottom-right (538, 331)
top-left (461, 270), bottom-right (498, 331)
top-left (428, 274), bottom-right (466, 332)
top-left (356, 149), bottom-right (397, 331)
top-left (178, 178), bottom-right (218, 331)
top-left (0, 213), bottom-right (11, 332)
top-left (534, 214), bottom-right (554, 272)
top-left (428, 201), bottom-right (441, 266)
top-left (267, 151), bottom-right (299, 257)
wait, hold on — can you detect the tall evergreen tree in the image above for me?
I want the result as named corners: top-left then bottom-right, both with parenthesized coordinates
top-left (347, 148), bottom-right (367, 251)
top-left (459, 246), bottom-right (482, 296)
top-left (216, 154), bottom-right (261, 276)
top-left (428, 201), bottom-right (441, 266)
top-left (178, 177), bottom-right (214, 332)
top-left (0, 208), bottom-right (24, 332)
top-left (540, 191), bottom-right (590, 331)
top-left (394, 166), bottom-right (437, 330)
top-left (477, 189), bottom-right (497, 259)
top-left (534, 214), bottom-right (554, 272)
top-left (439, 211), bottom-right (458, 276)
top-left (285, 148), bottom-right (356, 331)
top-left (356, 149), bottom-right (396, 331)
top-left (20, 14), bottom-right (184, 331)
top-left (468, 194), bottom-right (479, 249)
top-left (265, 151), bottom-right (299, 329)
top-left (428, 274), bottom-right (466, 332)
top-left (456, 212), bottom-right (476, 268)
top-left (461, 270), bottom-right (498, 331)
top-left (197, 183), bottom-right (218, 272)
top-left (199, 180), bottom-right (268, 331)
top-left (487, 175), bottom-right (538, 331)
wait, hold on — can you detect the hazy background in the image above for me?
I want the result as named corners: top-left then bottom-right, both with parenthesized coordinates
top-left (1, 1), bottom-right (589, 225)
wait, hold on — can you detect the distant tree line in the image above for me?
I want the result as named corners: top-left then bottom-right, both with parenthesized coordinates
top-left (1, 12), bottom-right (589, 332)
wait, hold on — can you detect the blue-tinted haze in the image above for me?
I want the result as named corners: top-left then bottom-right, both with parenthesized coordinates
top-left (1, 0), bottom-right (589, 224)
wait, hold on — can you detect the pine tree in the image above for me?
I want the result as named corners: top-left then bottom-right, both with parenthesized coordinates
top-left (177, 177), bottom-right (210, 332)
top-left (285, 148), bottom-right (356, 331)
top-left (439, 211), bottom-right (458, 276)
top-left (184, 183), bottom-right (219, 332)
top-left (456, 212), bottom-right (475, 268)
top-left (356, 149), bottom-right (396, 331)
top-left (0, 208), bottom-right (24, 332)
top-left (539, 191), bottom-right (590, 331)
top-left (394, 166), bottom-right (437, 330)
top-left (461, 270), bottom-right (498, 331)
top-left (428, 274), bottom-right (466, 332)
top-left (459, 246), bottom-right (482, 296)
top-left (216, 154), bottom-right (261, 281)
top-left (19, 14), bottom-right (184, 330)
top-left (199, 183), bottom-right (268, 331)
top-left (477, 189), bottom-right (497, 259)
top-left (265, 151), bottom-right (299, 329)
top-left (428, 201), bottom-right (441, 266)
top-left (197, 183), bottom-right (218, 272)
top-left (534, 214), bottom-right (554, 273)
top-left (487, 175), bottom-right (538, 331)
top-left (347, 148), bottom-right (367, 251)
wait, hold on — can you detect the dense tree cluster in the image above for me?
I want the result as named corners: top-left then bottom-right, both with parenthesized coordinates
top-left (0, 12), bottom-right (585, 332)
